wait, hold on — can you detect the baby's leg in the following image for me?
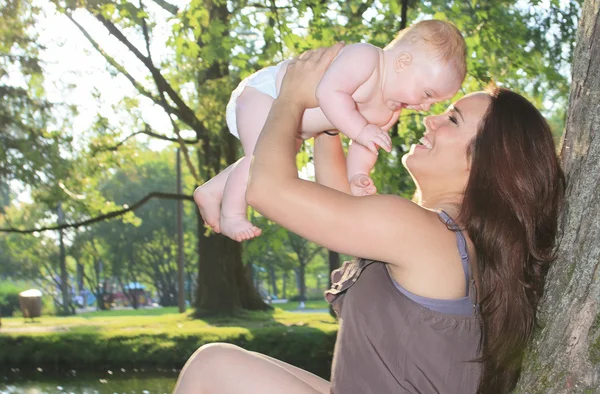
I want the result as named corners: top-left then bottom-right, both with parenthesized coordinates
top-left (347, 141), bottom-right (378, 196)
top-left (220, 87), bottom-right (274, 242)
top-left (193, 163), bottom-right (236, 233)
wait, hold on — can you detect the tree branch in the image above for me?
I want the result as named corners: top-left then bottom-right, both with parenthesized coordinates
top-left (269, 0), bottom-right (285, 59)
top-left (0, 192), bottom-right (194, 234)
top-left (66, 13), bottom-right (186, 121)
top-left (400, 0), bottom-right (409, 30)
top-left (140, 0), bottom-right (200, 182)
top-left (40, 259), bottom-right (63, 288)
top-left (141, 123), bottom-right (199, 143)
top-left (150, 0), bottom-right (178, 15)
top-left (94, 13), bottom-right (206, 137)
top-left (307, 246), bottom-right (323, 265)
top-left (94, 123), bottom-right (200, 153)
top-left (66, 14), bottom-right (153, 102)
top-left (245, 3), bottom-right (293, 10)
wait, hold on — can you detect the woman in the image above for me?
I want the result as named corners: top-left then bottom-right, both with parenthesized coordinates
top-left (174, 45), bottom-right (565, 393)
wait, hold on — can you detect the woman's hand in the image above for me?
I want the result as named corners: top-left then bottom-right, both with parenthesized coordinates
top-left (278, 42), bottom-right (345, 110)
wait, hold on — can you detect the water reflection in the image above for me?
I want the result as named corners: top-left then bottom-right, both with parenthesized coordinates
top-left (0, 369), bottom-right (178, 394)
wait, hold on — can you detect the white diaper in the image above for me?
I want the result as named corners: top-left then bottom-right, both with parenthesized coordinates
top-left (226, 61), bottom-right (285, 139)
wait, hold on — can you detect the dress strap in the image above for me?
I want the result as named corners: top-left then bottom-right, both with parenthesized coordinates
top-left (436, 210), bottom-right (479, 313)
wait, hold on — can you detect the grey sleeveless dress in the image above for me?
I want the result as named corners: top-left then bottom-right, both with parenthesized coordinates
top-left (324, 211), bottom-right (482, 393)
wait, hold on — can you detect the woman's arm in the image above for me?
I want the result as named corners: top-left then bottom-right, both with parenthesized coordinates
top-left (246, 46), bottom-right (431, 267)
top-left (314, 133), bottom-right (351, 194)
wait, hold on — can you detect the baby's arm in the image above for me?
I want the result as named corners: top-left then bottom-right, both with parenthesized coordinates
top-left (316, 44), bottom-right (391, 154)
top-left (346, 111), bottom-right (401, 196)
top-left (314, 133), bottom-right (351, 194)
top-left (347, 142), bottom-right (378, 196)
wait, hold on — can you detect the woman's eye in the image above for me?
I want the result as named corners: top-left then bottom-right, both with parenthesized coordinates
top-left (449, 116), bottom-right (458, 125)
top-left (425, 92), bottom-right (432, 98)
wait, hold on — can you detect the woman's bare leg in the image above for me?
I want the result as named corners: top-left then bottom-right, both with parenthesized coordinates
top-left (251, 351), bottom-right (330, 393)
top-left (219, 87), bottom-right (274, 242)
top-left (173, 343), bottom-right (330, 394)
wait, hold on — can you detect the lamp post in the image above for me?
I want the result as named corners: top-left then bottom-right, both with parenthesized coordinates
top-left (176, 148), bottom-right (186, 313)
top-left (57, 202), bottom-right (71, 315)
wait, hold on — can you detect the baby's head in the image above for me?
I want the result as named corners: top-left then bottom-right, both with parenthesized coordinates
top-left (383, 20), bottom-right (466, 112)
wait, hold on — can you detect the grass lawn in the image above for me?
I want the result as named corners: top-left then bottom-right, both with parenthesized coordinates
top-left (0, 306), bottom-right (338, 378)
top-left (0, 305), bottom-right (336, 336)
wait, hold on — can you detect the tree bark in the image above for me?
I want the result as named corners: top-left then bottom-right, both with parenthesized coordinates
top-left (516, 1), bottom-right (600, 391)
top-left (299, 263), bottom-right (307, 301)
top-left (268, 266), bottom-right (278, 298)
top-left (195, 226), bottom-right (268, 315)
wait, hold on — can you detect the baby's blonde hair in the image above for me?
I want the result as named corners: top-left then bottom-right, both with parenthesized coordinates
top-left (386, 20), bottom-right (467, 81)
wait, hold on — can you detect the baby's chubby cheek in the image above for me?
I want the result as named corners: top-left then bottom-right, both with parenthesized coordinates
top-left (385, 100), bottom-right (407, 111)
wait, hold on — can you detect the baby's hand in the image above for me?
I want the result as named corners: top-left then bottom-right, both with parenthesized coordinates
top-left (355, 124), bottom-right (392, 155)
top-left (349, 174), bottom-right (377, 196)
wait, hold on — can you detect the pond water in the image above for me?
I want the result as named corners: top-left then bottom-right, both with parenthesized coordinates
top-left (0, 369), bottom-right (178, 394)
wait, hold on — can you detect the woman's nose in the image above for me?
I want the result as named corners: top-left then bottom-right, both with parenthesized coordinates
top-left (424, 116), bottom-right (437, 130)
top-left (421, 103), bottom-right (431, 111)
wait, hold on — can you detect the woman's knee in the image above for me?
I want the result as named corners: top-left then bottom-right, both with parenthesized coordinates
top-left (178, 343), bottom-right (245, 390)
top-left (187, 343), bottom-right (245, 369)
top-left (176, 343), bottom-right (242, 393)
top-left (192, 342), bottom-right (241, 358)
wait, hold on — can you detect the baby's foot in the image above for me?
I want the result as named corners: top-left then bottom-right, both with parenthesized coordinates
top-left (349, 174), bottom-right (377, 196)
top-left (220, 214), bottom-right (262, 242)
top-left (193, 186), bottom-right (222, 233)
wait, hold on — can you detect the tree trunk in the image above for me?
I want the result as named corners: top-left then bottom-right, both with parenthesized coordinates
top-left (195, 216), bottom-right (268, 315)
top-left (516, 2), bottom-right (600, 392)
top-left (268, 266), bottom-right (278, 298)
top-left (299, 263), bottom-right (307, 301)
top-left (76, 261), bottom-right (84, 293)
top-left (282, 272), bottom-right (287, 299)
top-left (188, 270), bottom-right (195, 307)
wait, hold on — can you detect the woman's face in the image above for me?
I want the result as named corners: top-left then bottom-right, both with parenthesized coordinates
top-left (402, 92), bottom-right (492, 189)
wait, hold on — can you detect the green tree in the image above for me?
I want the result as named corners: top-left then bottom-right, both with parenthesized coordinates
top-left (50, 0), bottom-right (271, 314)
top-left (244, 217), bottom-right (294, 299)
top-left (0, 0), bottom-right (74, 190)
top-left (1, 1), bottom-right (583, 319)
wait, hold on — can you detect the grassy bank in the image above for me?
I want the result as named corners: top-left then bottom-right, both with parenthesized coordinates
top-left (0, 307), bottom-right (338, 379)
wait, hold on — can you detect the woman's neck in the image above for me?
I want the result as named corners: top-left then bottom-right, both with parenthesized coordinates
top-left (415, 189), bottom-right (463, 217)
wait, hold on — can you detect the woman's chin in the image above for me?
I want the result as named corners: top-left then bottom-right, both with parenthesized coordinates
top-left (402, 144), bottom-right (427, 168)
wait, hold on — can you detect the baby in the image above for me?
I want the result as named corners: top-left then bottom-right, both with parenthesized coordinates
top-left (194, 20), bottom-right (467, 242)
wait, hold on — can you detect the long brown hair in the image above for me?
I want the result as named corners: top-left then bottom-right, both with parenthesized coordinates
top-left (458, 88), bottom-right (565, 393)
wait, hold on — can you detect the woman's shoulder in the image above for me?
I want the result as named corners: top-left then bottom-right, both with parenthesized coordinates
top-left (368, 195), bottom-right (446, 230)
top-left (385, 205), bottom-right (478, 301)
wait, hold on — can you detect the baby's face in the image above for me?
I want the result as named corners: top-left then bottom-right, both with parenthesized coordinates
top-left (384, 57), bottom-right (462, 112)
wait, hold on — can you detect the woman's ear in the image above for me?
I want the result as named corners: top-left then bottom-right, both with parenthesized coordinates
top-left (394, 52), bottom-right (412, 72)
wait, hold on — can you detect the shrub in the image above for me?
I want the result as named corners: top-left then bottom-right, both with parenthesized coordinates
top-left (0, 281), bottom-right (23, 317)
top-left (0, 327), bottom-right (336, 379)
